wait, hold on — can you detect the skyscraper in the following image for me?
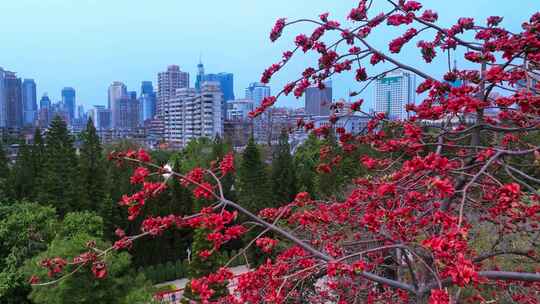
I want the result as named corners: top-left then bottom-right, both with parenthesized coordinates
top-left (116, 96), bottom-right (139, 130)
top-left (5, 71), bottom-right (23, 129)
top-left (163, 82), bottom-right (223, 146)
top-left (305, 82), bottom-right (332, 116)
top-left (245, 82), bottom-right (271, 142)
top-left (227, 99), bottom-right (253, 121)
top-left (90, 105), bottom-right (111, 130)
top-left (39, 93), bottom-right (51, 109)
top-left (374, 70), bottom-right (416, 120)
top-left (205, 73), bottom-right (234, 121)
top-left (0, 68), bottom-right (7, 128)
top-left (140, 81), bottom-right (156, 123)
top-left (38, 93), bottom-right (52, 128)
top-left (245, 82), bottom-right (270, 107)
top-left (195, 61), bottom-right (205, 92)
top-left (22, 79), bottom-right (37, 126)
top-left (157, 65), bottom-right (189, 117)
top-left (61, 87), bottom-right (76, 122)
top-left (77, 105), bottom-right (85, 120)
top-left (141, 81), bottom-right (154, 95)
top-left (195, 61), bottom-right (235, 121)
top-left (108, 81), bottom-right (128, 128)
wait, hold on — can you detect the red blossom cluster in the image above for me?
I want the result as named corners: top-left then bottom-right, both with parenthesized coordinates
top-left (32, 1), bottom-right (540, 303)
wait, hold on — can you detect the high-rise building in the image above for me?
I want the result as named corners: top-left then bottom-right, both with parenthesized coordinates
top-left (205, 73), bottom-right (234, 121)
top-left (108, 81), bottom-right (128, 128)
top-left (195, 61), bottom-right (205, 92)
top-left (227, 99), bottom-right (253, 121)
top-left (5, 71), bottom-right (23, 129)
top-left (245, 82), bottom-right (271, 142)
top-left (22, 79), bottom-right (37, 126)
top-left (38, 93), bottom-right (52, 128)
top-left (245, 82), bottom-right (270, 107)
top-left (116, 96), bottom-right (139, 130)
top-left (141, 81), bottom-right (154, 96)
top-left (139, 81), bottom-right (156, 124)
top-left (49, 101), bottom-right (70, 125)
top-left (61, 87), bottom-right (76, 122)
top-left (305, 82), bottom-right (332, 116)
top-left (77, 105), bottom-right (85, 120)
top-left (157, 65), bottom-right (189, 117)
top-left (163, 82), bottom-right (223, 146)
top-left (128, 91), bottom-right (137, 100)
top-left (195, 62), bottom-right (235, 121)
top-left (374, 70), bottom-right (416, 120)
top-left (207, 73), bottom-right (234, 102)
top-left (39, 93), bottom-right (51, 109)
top-left (0, 68), bottom-right (7, 128)
top-left (90, 105), bottom-right (112, 130)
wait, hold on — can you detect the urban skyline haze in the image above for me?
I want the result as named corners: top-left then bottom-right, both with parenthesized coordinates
top-left (0, 0), bottom-right (538, 109)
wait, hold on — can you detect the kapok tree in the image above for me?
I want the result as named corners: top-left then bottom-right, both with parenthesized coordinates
top-left (30, 1), bottom-right (540, 303)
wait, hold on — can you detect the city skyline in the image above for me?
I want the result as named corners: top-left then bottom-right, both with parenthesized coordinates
top-left (1, 0), bottom-right (537, 110)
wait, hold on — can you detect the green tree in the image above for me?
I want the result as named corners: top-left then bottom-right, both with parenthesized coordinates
top-left (31, 128), bottom-right (46, 196)
top-left (293, 133), bottom-right (321, 198)
top-left (0, 203), bottom-right (57, 303)
top-left (79, 118), bottom-right (107, 212)
top-left (182, 228), bottom-right (228, 303)
top-left (179, 138), bottom-right (230, 303)
top-left (315, 132), bottom-right (346, 199)
top-left (236, 137), bottom-right (271, 214)
top-left (9, 143), bottom-right (34, 202)
top-left (24, 233), bottom-right (153, 304)
top-left (130, 153), bottom-right (194, 267)
top-left (23, 212), bottom-right (154, 304)
top-left (271, 130), bottom-right (297, 205)
top-left (37, 116), bottom-right (86, 216)
top-left (0, 141), bottom-right (9, 199)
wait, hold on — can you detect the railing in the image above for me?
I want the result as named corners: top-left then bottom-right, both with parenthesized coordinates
top-left (154, 288), bottom-right (184, 304)
top-left (154, 269), bottom-right (246, 303)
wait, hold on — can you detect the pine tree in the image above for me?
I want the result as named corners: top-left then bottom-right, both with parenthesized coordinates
top-left (29, 128), bottom-right (46, 200)
top-left (8, 129), bottom-right (48, 202)
top-left (9, 142), bottom-right (33, 201)
top-left (181, 228), bottom-right (228, 303)
top-left (294, 133), bottom-right (320, 198)
top-left (271, 130), bottom-right (297, 206)
top-left (179, 140), bottom-right (229, 302)
top-left (236, 137), bottom-right (271, 214)
top-left (79, 118), bottom-right (107, 211)
top-left (0, 141), bottom-right (9, 199)
top-left (316, 131), bottom-right (345, 199)
top-left (37, 116), bottom-right (86, 216)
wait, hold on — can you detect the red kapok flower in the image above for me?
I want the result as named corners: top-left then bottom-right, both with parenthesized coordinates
top-left (91, 261), bottom-right (107, 279)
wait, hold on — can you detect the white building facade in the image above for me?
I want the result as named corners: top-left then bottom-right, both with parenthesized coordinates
top-left (163, 82), bottom-right (223, 147)
top-left (374, 70), bottom-right (416, 120)
top-left (157, 65), bottom-right (189, 118)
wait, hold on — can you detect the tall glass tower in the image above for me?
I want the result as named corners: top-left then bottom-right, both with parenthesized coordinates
top-left (140, 81), bottom-right (156, 123)
top-left (22, 79), bottom-right (37, 126)
top-left (61, 87), bottom-right (76, 122)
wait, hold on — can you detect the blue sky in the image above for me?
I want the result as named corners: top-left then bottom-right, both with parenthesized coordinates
top-left (0, 0), bottom-right (538, 110)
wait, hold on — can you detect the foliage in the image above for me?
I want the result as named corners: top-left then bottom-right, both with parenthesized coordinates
top-left (271, 130), bottom-right (297, 205)
top-left (0, 141), bottom-right (9, 199)
top-left (0, 203), bottom-right (57, 303)
top-left (24, 3), bottom-right (540, 303)
top-left (293, 133), bottom-right (321, 198)
top-left (37, 116), bottom-right (86, 217)
top-left (79, 118), bottom-right (108, 212)
top-left (236, 137), bottom-right (271, 213)
top-left (24, 234), bottom-right (139, 304)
